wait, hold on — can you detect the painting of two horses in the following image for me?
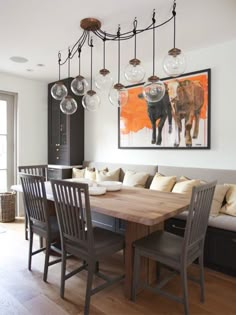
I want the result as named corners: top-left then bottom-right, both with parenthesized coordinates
top-left (119, 68), bottom-right (210, 149)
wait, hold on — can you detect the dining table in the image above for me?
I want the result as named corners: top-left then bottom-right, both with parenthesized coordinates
top-left (11, 181), bottom-right (190, 299)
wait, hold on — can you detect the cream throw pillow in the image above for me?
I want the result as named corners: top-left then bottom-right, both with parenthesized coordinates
top-left (220, 184), bottom-right (236, 216)
top-left (210, 185), bottom-right (229, 217)
top-left (96, 168), bottom-right (120, 182)
top-left (84, 167), bottom-right (96, 181)
top-left (172, 179), bottom-right (201, 195)
top-left (123, 170), bottom-right (149, 188)
top-left (72, 168), bottom-right (85, 178)
top-left (150, 173), bottom-right (176, 192)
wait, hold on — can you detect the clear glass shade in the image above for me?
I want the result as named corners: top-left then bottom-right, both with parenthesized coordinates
top-left (95, 70), bottom-right (113, 90)
top-left (143, 79), bottom-right (165, 103)
top-left (124, 63), bottom-right (145, 83)
top-left (60, 95), bottom-right (78, 115)
top-left (163, 51), bottom-right (186, 77)
top-left (71, 75), bottom-right (89, 96)
top-left (109, 84), bottom-right (129, 107)
top-left (82, 91), bottom-right (100, 112)
top-left (51, 82), bottom-right (68, 100)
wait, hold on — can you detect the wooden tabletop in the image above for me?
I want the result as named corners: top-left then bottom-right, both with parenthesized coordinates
top-left (89, 186), bottom-right (190, 226)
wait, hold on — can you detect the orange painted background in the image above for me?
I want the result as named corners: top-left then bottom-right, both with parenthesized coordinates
top-left (120, 74), bottom-right (209, 135)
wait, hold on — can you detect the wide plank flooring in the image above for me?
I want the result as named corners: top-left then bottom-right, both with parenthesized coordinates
top-left (1, 218), bottom-right (236, 315)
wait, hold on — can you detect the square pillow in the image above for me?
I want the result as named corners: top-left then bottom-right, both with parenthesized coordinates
top-left (172, 179), bottom-right (201, 196)
top-left (220, 184), bottom-right (236, 216)
top-left (150, 173), bottom-right (176, 192)
top-left (72, 168), bottom-right (85, 178)
top-left (84, 167), bottom-right (96, 181)
top-left (123, 170), bottom-right (149, 188)
top-left (96, 168), bottom-right (120, 182)
top-left (210, 185), bottom-right (229, 217)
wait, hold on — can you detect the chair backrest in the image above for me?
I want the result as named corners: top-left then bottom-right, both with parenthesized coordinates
top-left (20, 173), bottom-right (49, 228)
top-left (18, 165), bottom-right (48, 181)
top-left (50, 180), bottom-right (94, 253)
top-left (183, 181), bottom-right (217, 257)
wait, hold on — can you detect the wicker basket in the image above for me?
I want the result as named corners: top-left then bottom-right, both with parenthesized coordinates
top-left (0, 192), bottom-right (16, 222)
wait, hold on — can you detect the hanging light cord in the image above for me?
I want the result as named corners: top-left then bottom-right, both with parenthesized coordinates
top-left (133, 18), bottom-right (137, 59)
top-left (67, 48), bottom-right (71, 90)
top-left (103, 34), bottom-right (106, 69)
top-left (78, 46), bottom-right (81, 75)
top-left (173, 0), bottom-right (176, 48)
top-left (90, 38), bottom-right (93, 90)
top-left (117, 26), bottom-right (121, 83)
top-left (58, 52), bottom-right (61, 80)
top-left (152, 11), bottom-right (156, 76)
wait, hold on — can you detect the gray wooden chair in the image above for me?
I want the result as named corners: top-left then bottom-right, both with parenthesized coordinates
top-left (51, 179), bottom-right (125, 315)
top-left (18, 165), bottom-right (48, 242)
top-left (20, 173), bottom-right (61, 282)
top-left (131, 181), bottom-right (217, 315)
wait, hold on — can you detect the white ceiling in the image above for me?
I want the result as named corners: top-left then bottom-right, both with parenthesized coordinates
top-left (0, 0), bottom-right (236, 83)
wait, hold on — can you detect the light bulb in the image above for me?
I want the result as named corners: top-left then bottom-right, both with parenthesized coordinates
top-left (109, 83), bottom-right (129, 107)
top-left (163, 48), bottom-right (186, 77)
top-left (124, 59), bottom-right (145, 83)
top-left (60, 95), bottom-right (77, 115)
top-left (71, 75), bottom-right (89, 96)
top-left (143, 76), bottom-right (165, 103)
top-left (51, 82), bottom-right (68, 100)
top-left (95, 69), bottom-right (113, 90)
top-left (82, 90), bottom-right (100, 112)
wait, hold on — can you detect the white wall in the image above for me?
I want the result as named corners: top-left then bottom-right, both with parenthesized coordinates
top-left (0, 73), bottom-right (47, 169)
top-left (85, 39), bottom-right (236, 170)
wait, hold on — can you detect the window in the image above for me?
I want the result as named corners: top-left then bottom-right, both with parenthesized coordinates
top-left (0, 93), bottom-right (15, 192)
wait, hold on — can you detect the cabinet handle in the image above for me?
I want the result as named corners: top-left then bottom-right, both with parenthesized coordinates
top-left (56, 149), bottom-right (59, 151)
top-left (56, 157), bottom-right (59, 160)
top-left (172, 224), bottom-right (185, 231)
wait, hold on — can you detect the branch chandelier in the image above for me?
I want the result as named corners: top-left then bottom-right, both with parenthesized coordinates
top-left (51, 0), bottom-right (186, 114)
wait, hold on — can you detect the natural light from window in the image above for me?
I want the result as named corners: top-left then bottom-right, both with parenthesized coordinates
top-left (0, 100), bottom-right (7, 192)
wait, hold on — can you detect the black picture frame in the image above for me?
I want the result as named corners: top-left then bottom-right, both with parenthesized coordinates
top-left (118, 68), bottom-right (211, 149)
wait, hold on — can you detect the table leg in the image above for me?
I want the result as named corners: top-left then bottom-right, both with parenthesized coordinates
top-left (124, 221), bottom-right (163, 299)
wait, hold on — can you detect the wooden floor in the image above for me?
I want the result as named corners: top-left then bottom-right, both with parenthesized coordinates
top-left (1, 219), bottom-right (236, 315)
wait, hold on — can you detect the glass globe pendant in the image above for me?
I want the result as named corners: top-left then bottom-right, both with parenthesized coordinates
top-left (71, 47), bottom-right (89, 95)
top-left (124, 19), bottom-right (145, 83)
top-left (95, 68), bottom-right (113, 90)
top-left (60, 95), bottom-right (77, 115)
top-left (109, 83), bottom-right (128, 107)
top-left (71, 75), bottom-right (89, 95)
top-left (60, 48), bottom-right (78, 115)
top-left (143, 75), bottom-right (165, 103)
top-left (51, 52), bottom-right (68, 100)
top-left (124, 58), bottom-right (145, 83)
top-left (109, 26), bottom-right (128, 107)
top-left (82, 37), bottom-right (101, 112)
top-left (163, 48), bottom-right (186, 77)
top-left (163, 1), bottom-right (186, 77)
top-left (51, 81), bottom-right (67, 100)
top-left (95, 36), bottom-right (113, 90)
top-left (82, 90), bottom-right (100, 111)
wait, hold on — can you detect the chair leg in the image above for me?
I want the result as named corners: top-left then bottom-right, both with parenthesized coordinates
top-left (28, 231), bottom-right (33, 270)
top-left (199, 254), bottom-right (205, 303)
top-left (180, 267), bottom-right (189, 315)
top-left (131, 248), bottom-right (140, 302)
top-left (39, 236), bottom-right (44, 248)
top-left (43, 239), bottom-right (50, 282)
top-left (60, 249), bottom-right (67, 298)
top-left (84, 262), bottom-right (95, 315)
top-left (25, 214), bottom-right (28, 240)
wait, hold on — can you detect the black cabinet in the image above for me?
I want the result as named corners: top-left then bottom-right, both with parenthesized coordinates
top-left (48, 78), bottom-right (84, 166)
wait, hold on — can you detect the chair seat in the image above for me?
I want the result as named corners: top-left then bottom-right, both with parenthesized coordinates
top-left (32, 216), bottom-right (60, 240)
top-left (134, 230), bottom-right (200, 266)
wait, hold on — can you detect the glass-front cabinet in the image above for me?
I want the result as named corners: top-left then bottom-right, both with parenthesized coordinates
top-left (48, 78), bottom-right (84, 166)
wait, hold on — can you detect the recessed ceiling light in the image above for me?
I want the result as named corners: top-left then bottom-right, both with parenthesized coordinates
top-left (37, 63), bottom-right (45, 67)
top-left (10, 56), bottom-right (28, 63)
top-left (26, 69), bottom-right (34, 72)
